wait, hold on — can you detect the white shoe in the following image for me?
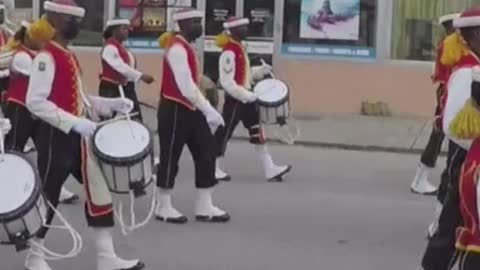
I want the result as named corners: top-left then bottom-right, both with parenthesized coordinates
top-left (410, 164), bottom-right (437, 195)
top-left (94, 228), bottom-right (144, 270)
top-left (154, 189), bottom-right (187, 224)
top-left (195, 188), bottom-right (230, 222)
top-left (25, 239), bottom-right (52, 270)
top-left (59, 187), bottom-right (79, 204)
top-left (215, 159), bottom-right (231, 181)
top-left (256, 145), bottom-right (291, 181)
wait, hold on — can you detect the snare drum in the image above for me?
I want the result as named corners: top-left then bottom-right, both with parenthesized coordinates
top-left (0, 152), bottom-right (46, 252)
top-left (253, 78), bottom-right (290, 125)
top-left (92, 119), bottom-right (154, 197)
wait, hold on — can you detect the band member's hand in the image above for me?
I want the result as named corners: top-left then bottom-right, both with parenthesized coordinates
top-left (206, 109), bottom-right (225, 133)
top-left (73, 118), bottom-right (97, 137)
top-left (0, 118), bottom-right (11, 135)
top-left (109, 98), bottom-right (134, 114)
top-left (141, 74), bottom-right (155, 84)
top-left (245, 91), bottom-right (258, 103)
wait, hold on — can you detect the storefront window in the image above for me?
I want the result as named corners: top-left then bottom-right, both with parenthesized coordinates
top-left (39, 0), bottom-right (105, 47)
top-left (3, 1), bottom-right (33, 30)
top-left (116, 0), bottom-right (197, 49)
top-left (391, 0), bottom-right (477, 61)
top-left (244, 0), bottom-right (274, 39)
top-left (282, 0), bottom-right (377, 59)
top-left (205, 0), bottom-right (235, 36)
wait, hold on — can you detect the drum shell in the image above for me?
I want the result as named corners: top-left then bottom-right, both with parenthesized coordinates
top-left (0, 196), bottom-right (46, 245)
top-left (0, 152), bottom-right (45, 246)
top-left (92, 121), bottom-right (155, 194)
top-left (258, 98), bottom-right (290, 125)
top-left (99, 153), bottom-right (155, 194)
top-left (254, 79), bottom-right (291, 125)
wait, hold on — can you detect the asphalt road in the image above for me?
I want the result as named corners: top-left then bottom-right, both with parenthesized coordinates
top-left (0, 142), bottom-right (443, 270)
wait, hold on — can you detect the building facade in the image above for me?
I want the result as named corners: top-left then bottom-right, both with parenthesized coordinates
top-left (8, 0), bottom-right (479, 117)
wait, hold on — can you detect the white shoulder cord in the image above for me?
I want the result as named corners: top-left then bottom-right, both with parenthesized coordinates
top-left (113, 85), bottom-right (156, 235)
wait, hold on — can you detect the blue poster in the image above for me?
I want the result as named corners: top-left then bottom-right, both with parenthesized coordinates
top-left (300, 0), bottom-right (360, 40)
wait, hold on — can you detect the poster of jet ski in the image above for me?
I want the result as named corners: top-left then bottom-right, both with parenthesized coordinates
top-left (300, 0), bottom-right (360, 40)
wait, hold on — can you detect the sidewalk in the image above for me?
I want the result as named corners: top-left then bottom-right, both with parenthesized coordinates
top-left (230, 114), bottom-right (444, 154)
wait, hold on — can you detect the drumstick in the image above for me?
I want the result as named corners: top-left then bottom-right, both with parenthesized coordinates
top-left (0, 129), bottom-right (4, 161)
top-left (97, 112), bottom-right (139, 126)
top-left (260, 59), bottom-right (276, 79)
top-left (118, 85), bottom-right (136, 139)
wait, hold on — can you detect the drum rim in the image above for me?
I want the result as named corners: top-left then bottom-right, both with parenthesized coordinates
top-left (92, 120), bottom-right (154, 166)
top-left (254, 79), bottom-right (290, 107)
top-left (0, 151), bottom-right (42, 223)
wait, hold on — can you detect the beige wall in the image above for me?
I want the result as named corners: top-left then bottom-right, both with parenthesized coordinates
top-left (77, 50), bottom-right (435, 118)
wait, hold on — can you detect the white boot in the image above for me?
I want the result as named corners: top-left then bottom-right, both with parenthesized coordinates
top-left (255, 145), bottom-right (291, 181)
top-left (427, 202), bottom-right (443, 238)
top-left (195, 188), bottom-right (230, 222)
top-left (94, 228), bottom-right (144, 270)
top-left (154, 188), bottom-right (187, 224)
top-left (59, 186), bottom-right (79, 204)
top-left (25, 238), bottom-right (52, 270)
top-left (215, 158), bottom-right (231, 181)
top-left (410, 163), bottom-right (437, 195)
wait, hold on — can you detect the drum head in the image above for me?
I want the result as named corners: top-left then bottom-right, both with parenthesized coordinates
top-left (253, 79), bottom-right (289, 106)
top-left (93, 120), bottom-right (152, 165)
top-left (0, 152), bottom-right (40, 222)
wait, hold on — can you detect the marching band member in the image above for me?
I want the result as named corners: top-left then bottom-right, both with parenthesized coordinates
top-left (99, 17), bottom-right (154, 121)
top-left (4, 20), bottom-right (78, 204)
top-left (417, 7), bottom-right (480, 270)
top-left (155, 8), bottom-right (229, 224)
top-left (449, 66), bottom-right (480, 270)
top-left (214, 17), bottom-right (291, 182)
top-left (411, 13), bottom-right (459, 196)
top-left (24, 1), bottom-right (143, 270)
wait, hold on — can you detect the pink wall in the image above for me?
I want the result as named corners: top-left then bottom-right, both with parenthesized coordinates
top-left (77, 50), bottom-right (436, 117)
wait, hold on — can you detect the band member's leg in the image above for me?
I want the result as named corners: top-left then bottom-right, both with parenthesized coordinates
top-left (412, 85), bottom-right (445, 195)
top-left (3, 102), bottom-right (34, 151)
top-left (155, 99), bottom-right (188, 223)
top-left (70, 140), bottom-right (143, 270)
top-left (428, 141), bottom-right (460, 238)
top-left (240, 102), bottom-right (291, 181)
top-left (25, 122), bottom-right (75, 270)
top-left (189, 110), bottom-right (229, 222)
top-left (98, 80), bottom-right (120, 120)
top-left (420, 143), bottom-right (467, 270)
top-left (214, 97), bottom-right (242, 181)
top-left (124, 82), bottom-right (143, 121)
top-left (459, 251), bottom-right (480, 270)
top-left (0, 77), bottom-right (9, 113)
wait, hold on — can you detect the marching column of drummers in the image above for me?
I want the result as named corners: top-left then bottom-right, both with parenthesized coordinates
top-left (0, 1), bottom-right (294, 270)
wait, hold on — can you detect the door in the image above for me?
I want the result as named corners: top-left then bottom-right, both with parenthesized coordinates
top-left (202, 0), bottom-right (275, 84)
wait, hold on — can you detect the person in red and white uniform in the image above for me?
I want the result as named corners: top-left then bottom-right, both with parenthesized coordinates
top-left (99, 17), bottom-right (154, 121)
top-left (214, 17), bottom-right (291, 182)
top-left (24, 1), bottom-right (144, 270)
top-left (4, 20), bottom-right (79, 204)
top-left (411, 13), bottom-right (460, 196)
top-left (417, 7), bottom-right (480, 270)
top-left (0, 4), bottom-right (11, 48)
top-left (155, 8), bottom-right (229, 224)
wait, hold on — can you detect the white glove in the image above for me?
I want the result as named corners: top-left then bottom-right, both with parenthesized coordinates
top-left (108, 97), bottom-right (134, 114)
top-left (0, 118), bottom-right (11, 135)
top-left (89, 96), bottom-right (134, 116)
top-left (72, 118), bottom-right (97, 137)
top-left (196, 96), bottom-right (225, 133)
top-left (244, 91), bottom-right (258, 103)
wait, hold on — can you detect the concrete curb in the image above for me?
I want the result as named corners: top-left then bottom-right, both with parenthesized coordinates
top-left (231, 136), bottom-right (448, 156)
